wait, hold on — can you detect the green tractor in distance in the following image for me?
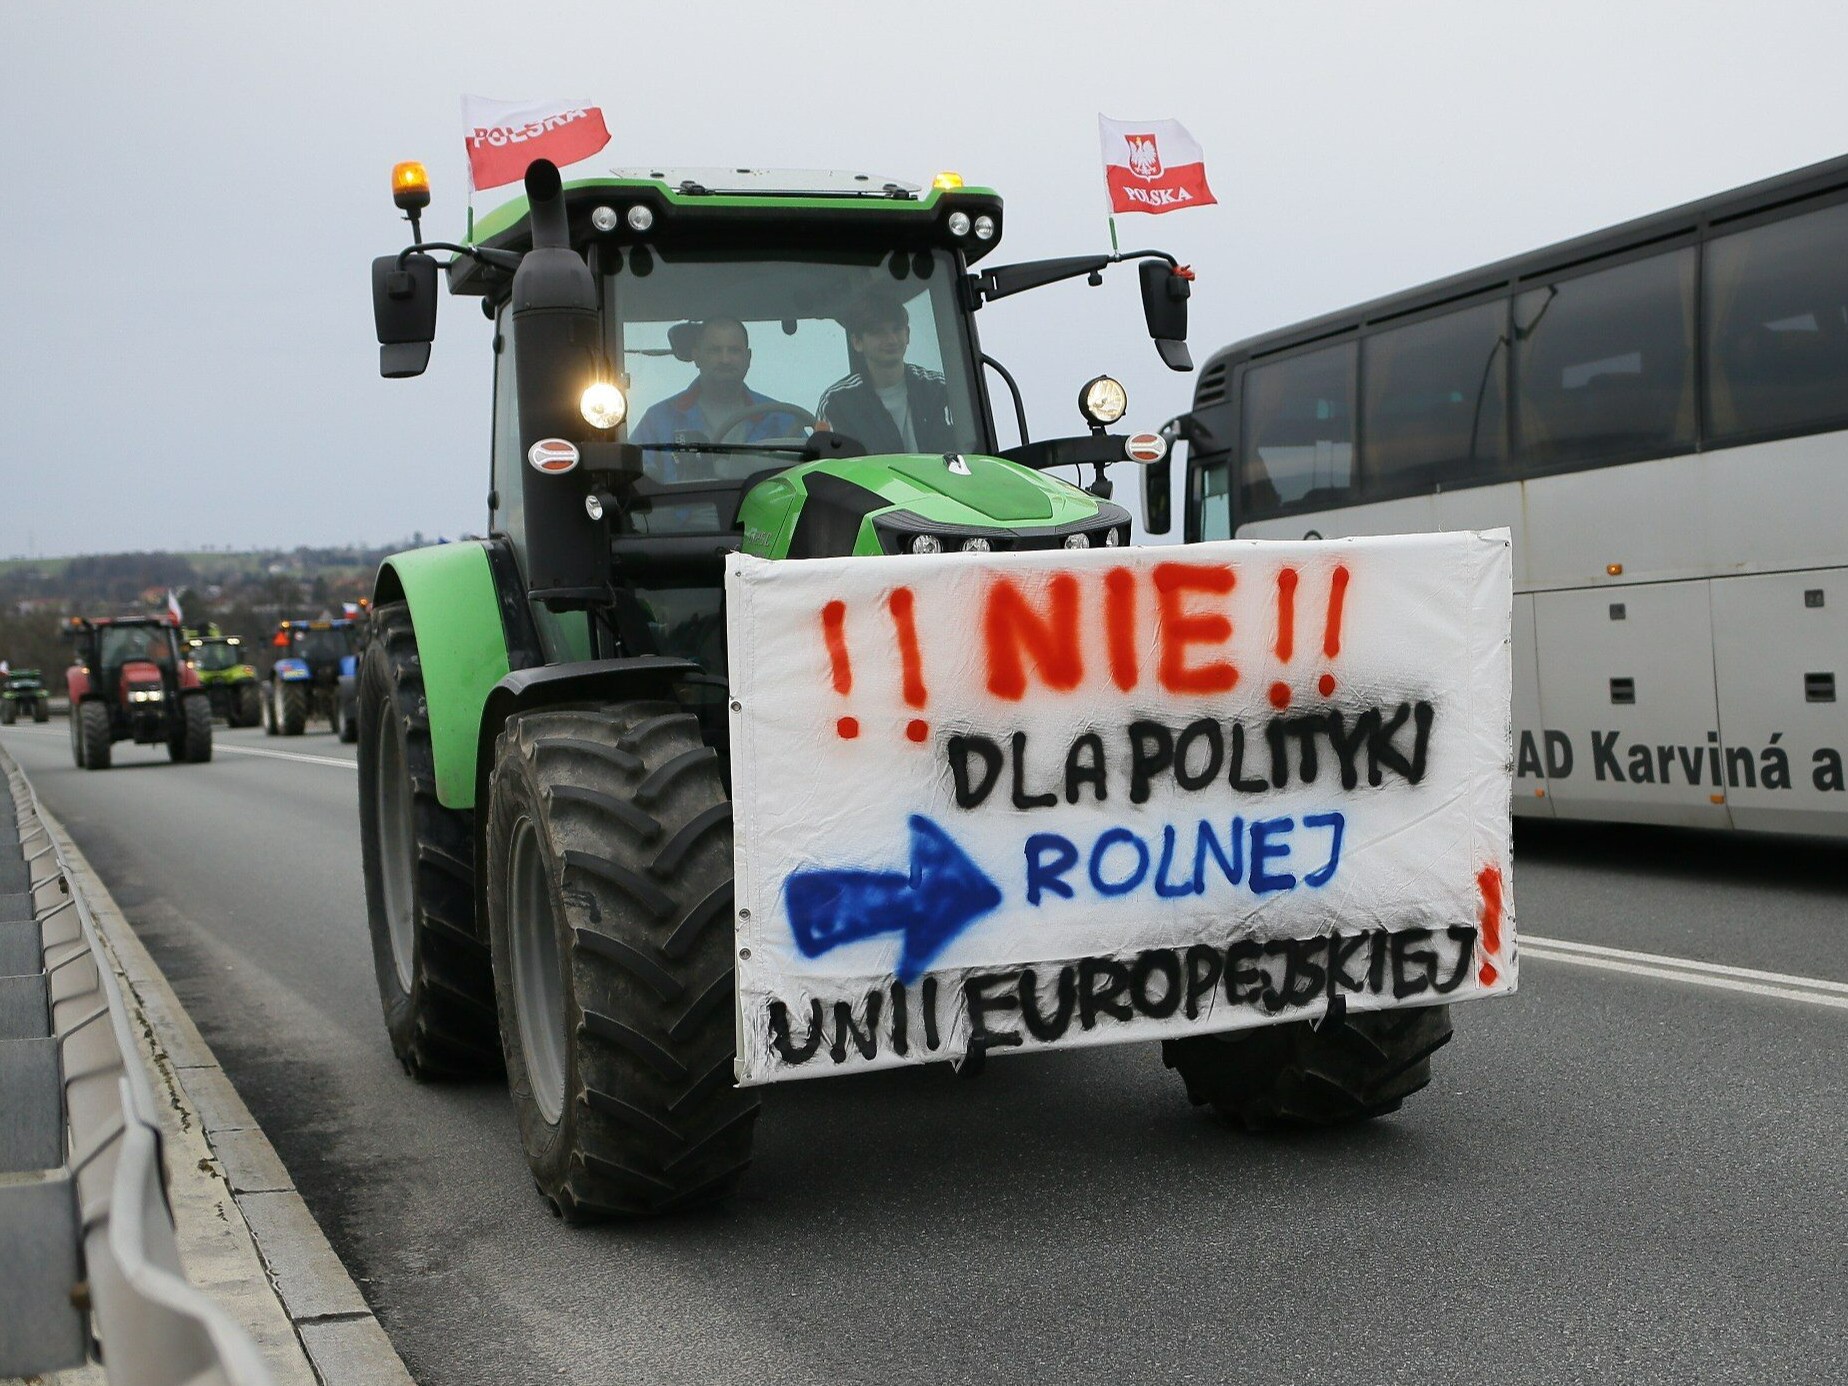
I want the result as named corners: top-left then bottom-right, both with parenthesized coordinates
top-left (363, 157), bottom-right (1192, 1219)
top-left (183, 628), bottom-right (263, 727)
top-left (0, 668), bottom-right (50, 725)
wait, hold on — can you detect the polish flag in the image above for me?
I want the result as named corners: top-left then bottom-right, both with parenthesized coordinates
top-left (166, 589), bottom-right (183, 625)
top-left (463, 95), bottom-right (611, 192)
top-left (1098, 116), bottom-right (1217, 216)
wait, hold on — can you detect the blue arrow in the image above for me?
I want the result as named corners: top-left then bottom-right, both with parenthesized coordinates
top-left (784, 815), bottom-right (1003, 985)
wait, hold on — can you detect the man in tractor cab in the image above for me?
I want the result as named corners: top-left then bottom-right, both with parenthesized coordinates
top-left (816, 289), bottom-right (957, 455)
top-left (630, 317), bottom-right (803, 478)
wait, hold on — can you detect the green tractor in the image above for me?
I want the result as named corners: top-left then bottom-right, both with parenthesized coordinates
top-left (183, 629), bottom-right (263, 727)
top-left (0, 668), bottom-right (50, 724)
top-left (363, 158), bottom-right (1191, 1218)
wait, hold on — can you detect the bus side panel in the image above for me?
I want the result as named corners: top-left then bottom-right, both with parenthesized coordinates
top-left (375, 542), bottom-right (513, 811)
top-left (1532, 582), bottom-right (1729, 829)
top-left (1511, 594), bottom-right (1554, 818)
top-left (1710, 569), bottom-right (1848, 839)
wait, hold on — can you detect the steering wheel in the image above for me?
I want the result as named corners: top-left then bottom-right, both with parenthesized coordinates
top-left (708, 400), bottom-right (818, 445)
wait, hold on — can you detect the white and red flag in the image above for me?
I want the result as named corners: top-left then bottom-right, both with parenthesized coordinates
top-left (462, 95), bottom-right (611, 192)
top-left (165, 590), bottom-right (183, 625)
top-left (1098, 116), bottom-right (1217, 215)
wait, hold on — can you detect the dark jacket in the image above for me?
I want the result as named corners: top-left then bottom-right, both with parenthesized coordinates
top-left (816, 365), bottom-right (957, 455)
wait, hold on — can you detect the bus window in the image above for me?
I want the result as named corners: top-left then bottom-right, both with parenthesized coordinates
top-left (1197, 454), bottom-right (1233, 539)
top-left (1362, 300), bottom-right (1509, 495)
top-left (1513, 248), bottom-right (1696, 470)
top-left (1704, 199), bottom-right (1848, 441)
top-left (1239, 342), bottom-right (1355, 517)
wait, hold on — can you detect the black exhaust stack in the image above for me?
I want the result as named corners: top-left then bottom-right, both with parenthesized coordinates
top-left (511, 159), bottom-right (608, 607)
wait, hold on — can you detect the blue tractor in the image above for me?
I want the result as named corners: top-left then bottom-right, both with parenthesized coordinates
top-left (264, 619), bottom-right (361, 739)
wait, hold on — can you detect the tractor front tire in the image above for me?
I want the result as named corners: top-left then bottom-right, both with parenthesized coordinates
top-left (336, 694), bottom-right (360, 744)
top-left (0, 701), bottom-right (14, 726)
top-left (279, 684), bottom-right (308, 737)
top-left (486, 704), bottom-right (757, 1221)
top-left (178, 693), bottom-right (212, 762)
top-left (357, 602), bottom-right (500, 1079)
top-left (263, 683), bottom-right (279, 735)
top-left (78, 701), bottom-right (111, 771)
top-left (1162, 1004), bottom-right (1453, 1130)
top-left (32, 698), bottom-right (48, 724)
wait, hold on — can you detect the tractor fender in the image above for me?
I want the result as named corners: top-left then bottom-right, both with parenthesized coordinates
top-left (66, 665), bottom-right (94, 701)
top-left (372, 540), bottom-right (517, 810)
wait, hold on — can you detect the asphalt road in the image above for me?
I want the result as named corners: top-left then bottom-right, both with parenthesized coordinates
top-left (4, 719), bottom-right (1844, 1385)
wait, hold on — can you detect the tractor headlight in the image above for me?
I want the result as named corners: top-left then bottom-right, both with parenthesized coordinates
top-left (947, 211), bottom-right (972, 238)
top-left (128, 688), bottom-right (164, 703)
top-left (1064, 533), bottom-right (1091, 550)
top-left (961, 537), bottom-right (993, 553)
top-left (580, 381), bottom-right (627, 430)
top-left (1104, 527), bottom-right (1123, 547)
top-left (973, 214), bottom-right (996, 241)
top-left (1079, 375), bottom-right (1129, 427)
top-left (910, 534), bottom-right (944, 555)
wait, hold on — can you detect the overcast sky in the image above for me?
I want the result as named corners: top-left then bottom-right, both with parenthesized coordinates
top-left (3, 0), bottom-right (1842, 558)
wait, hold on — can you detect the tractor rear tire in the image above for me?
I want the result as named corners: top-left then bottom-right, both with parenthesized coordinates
top-left (32, 699), bottom-right (48, 724)
top-left (279, 684), bottom-right (307, 737)
top-left (486, 704), bottom-right (757, 1220)
top-left (263, 683), bottom-right (279, 735)
top-left (78, 701), bottom-right (111, 771)
top-left (0, 702), bottom-right (14, 726)
top-left (1162, 1003), bottom-right (1453, 1130)
top-left (358, 601), bottom-right (500, 1079)
top-left (336, 695), bottom-right (360, 744)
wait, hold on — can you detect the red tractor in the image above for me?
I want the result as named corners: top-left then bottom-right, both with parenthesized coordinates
top-left (63, 616), bottom-right (213, 770)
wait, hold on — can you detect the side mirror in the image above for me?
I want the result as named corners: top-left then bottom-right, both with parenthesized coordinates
top-left (1138, 260), bottom-right (1192, 372)
top-left (371, 252), bottom-right (439, 378)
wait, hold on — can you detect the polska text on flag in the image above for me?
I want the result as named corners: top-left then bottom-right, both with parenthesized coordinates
top-left (1098, 116), bottom-right (1216, 215)
top-left (462, 95), bottom-right (611, 193)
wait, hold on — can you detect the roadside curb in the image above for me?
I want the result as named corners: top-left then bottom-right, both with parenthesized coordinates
top-left (24, 763), bottom-right (416, 1386)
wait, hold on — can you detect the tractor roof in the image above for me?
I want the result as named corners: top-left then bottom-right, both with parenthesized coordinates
top-left (450, 171), bottom-right (1004, 297)
top-left (66, 615), bottom-right (175, 631)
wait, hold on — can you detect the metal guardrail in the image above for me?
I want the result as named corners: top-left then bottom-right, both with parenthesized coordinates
top-left (0, 747), bottom-right (273, 1384)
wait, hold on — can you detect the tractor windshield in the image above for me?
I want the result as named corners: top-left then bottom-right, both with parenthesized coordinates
top-left (607, 246), bottom-right (986, 496)
top-left (295, 629), bottom-right (352, 665)
top-left (189, 642), bottom-right (243, 672)
top-left (98, 627), bottom-right (175, 671)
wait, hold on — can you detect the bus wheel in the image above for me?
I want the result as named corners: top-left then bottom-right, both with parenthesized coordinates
top-left (486, 704), bottom-right (757, 1221)
top-left (1162, 1004), bottom-right (1453, 1129)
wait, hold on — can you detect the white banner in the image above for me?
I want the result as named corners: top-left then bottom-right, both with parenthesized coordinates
top-left (726, 532), bottom-right (1516, 1085)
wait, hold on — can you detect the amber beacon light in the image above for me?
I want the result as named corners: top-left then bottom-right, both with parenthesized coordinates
top-left (392, 161), bottom-right (431, 209)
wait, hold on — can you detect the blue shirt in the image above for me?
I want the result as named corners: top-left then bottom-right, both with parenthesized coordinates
top-left (631, 382), bottom-right (802, 481)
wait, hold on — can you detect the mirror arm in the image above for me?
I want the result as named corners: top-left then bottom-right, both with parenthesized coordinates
top-left (396, 242), bottom-right (523, 273)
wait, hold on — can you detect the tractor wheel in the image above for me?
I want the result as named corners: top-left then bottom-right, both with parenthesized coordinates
top-left (263, 682), bottom-right (279, 735)
top-left (486, 704), bottom-right (757, 1220)
top-left (279, 684), bottom-right (307, 736)
top-left (78, 701), bottom-right (111, 771)
top-left (358, 601), bottom-right (500, 1078)
top-left (236, 683), bottom-right (262, 729)
top-left (1162, 1004), bottom-right (1453, 1131)
top-left (336, 696), bottom-right (360, 744)
top-left (175, 693), bottom-right (212, 763)
top-left (0, 701), bottom-right (14, 726)
top-left (32, 698), bottom-right (48, 724)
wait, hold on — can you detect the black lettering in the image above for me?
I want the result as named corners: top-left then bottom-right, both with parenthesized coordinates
top-left (1762, 736), bottom-right (1791, 789)
top-left (1183, 944), bottom-right (1223, 1019)
top-left (1224, 940), bottom-right (1266, 1006)
top-left (1628, 743), bottom-right (1655, 783)
top-left (1265, 718), bottom-right (1291, 789)
top-left (963, 973), bottom-right (1024, 1050)
top-left (1127, 720), bottom-right (1175, 804)
top-left (768, 998), bottom-right (825, 1065)
top-left (1676, 743), bottom-right (1704, 784)
top-left (1434, 925), bottom-right (1477, 994)
top-left (1592, 730), bottom-right (1623, 782)
top-left (1544, 730), bottom-right (1574, 778)
top-left (1725, 744), bottom-right (1756, 788)
top-left (1173, 718), bottom-right (1224, 791)
top-left (922, 976), bottom-right (941, 1051)
top-left (1078, 957), bottom-right (1133, 1028)
top-left (1367, 702), bottom-right (1416, 785)
top-left (1409, 701), bottom-right (1434, 783)
top-left (1260, 937), bottom-right (1326, 1013)
top-left (1328, 930), bottom-right (1369, 994)
top-left (1064, 731), bottom-right (1109, 804)
top-left (1010, 730), bottom-right (1057, 810)
top-left (1325, 708), bottom-right (1372, 791)
top-left (1815, 747), bottom-right (1846, 792)
top-left (1390, 928), bottom-right (1438, 999)
top-left (1130, 949), bottom-right (1183, 1019)
top-left (949, 733), bottom-right (1004, 808)
top-left (1655, 745), bottom-right (1673, 783)
top-left (829, 991), bottom-right (883, 1063)
top-left (1285, 714), bottom-right (1322, 785)
top-left (1368, 929), bottom-right (1390, 993)
top-left (1516, 730), bottom-right (1544, 778)
top-left (1227, 721), bottom-right (1270, 792)
top-left (890, 980), bottom-right (908, 1056)
top-left (1020, 965), bottom-right (1077, 1042)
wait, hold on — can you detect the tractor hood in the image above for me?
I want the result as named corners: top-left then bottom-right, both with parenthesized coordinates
top-left (118, 660), bottom-right (164, 695)
top-left (876, 454), bottom-right (1053, 522)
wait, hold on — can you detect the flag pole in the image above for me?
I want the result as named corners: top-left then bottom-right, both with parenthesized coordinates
top-left (1108, 214), bottom-right (1119, 255)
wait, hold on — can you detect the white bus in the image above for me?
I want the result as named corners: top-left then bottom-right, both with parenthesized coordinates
top-left (1161, 154), bottom-right (1847, 838)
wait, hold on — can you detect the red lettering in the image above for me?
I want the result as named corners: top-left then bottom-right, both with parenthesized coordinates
top-left (1104, 567), bottom-right (1138, 692)
top-left (984, 574), bottom-right (1084, 701)
top-left (1153, 563), bottom-right (1238, 695)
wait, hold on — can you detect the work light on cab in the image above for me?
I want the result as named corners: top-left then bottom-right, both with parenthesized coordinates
top-left (580, 381), bottom-right (627, 429)
top-left (1079, 374), bottom-right (1128, 427)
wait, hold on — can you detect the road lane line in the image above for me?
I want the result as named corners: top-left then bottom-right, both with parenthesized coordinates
top-left (1522, 933), bottom-right (1848, 995)
top-left (1521, 945), bottom-right (1848, 1010)
top-left (1, 727), bottom-right (355, 770)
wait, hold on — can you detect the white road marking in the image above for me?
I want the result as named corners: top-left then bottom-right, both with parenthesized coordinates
top-left (1, 725), bottom-right (355, 770)
top-left (1522, 932), bottom-right (1848, 995)
top-left (1521, 941), bottom-right (1848, 1010)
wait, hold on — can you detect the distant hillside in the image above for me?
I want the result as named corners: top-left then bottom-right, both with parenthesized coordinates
top-left (0, 540), bottom-right (446, 679)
